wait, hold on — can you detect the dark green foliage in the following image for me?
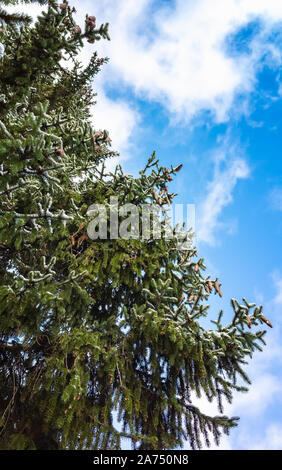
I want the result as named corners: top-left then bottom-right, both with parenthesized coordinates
top-left (0, 0), bottom-right (271, 450)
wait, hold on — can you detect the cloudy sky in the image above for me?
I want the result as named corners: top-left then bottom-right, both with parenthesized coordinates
top-left (11, 0), bottom-right (282, 450)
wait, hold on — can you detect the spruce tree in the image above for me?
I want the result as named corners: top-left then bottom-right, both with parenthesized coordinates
top-left (0, 0), bottom-right (272, 450)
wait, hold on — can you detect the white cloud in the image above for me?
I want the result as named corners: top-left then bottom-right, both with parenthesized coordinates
top-left (232, 374), bottom-right (282, 417)
top-left (91, 83), bottom-right (139, 162)
top-left (196, 156), bottom-right (250, 245)
top-left (248, 424), bottom-right (282, 450)
top-left (270, 272), bottom-right (282, 306)
top-left (269, 187), bottom-right (282, 212)
top-left (75, 0), bottom-right (282, 124)
top-left (4, 2), bottom-right (47, 19)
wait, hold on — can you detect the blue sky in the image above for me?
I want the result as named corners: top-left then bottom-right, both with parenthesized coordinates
top-left (12, 0), bottom-right (282, 449)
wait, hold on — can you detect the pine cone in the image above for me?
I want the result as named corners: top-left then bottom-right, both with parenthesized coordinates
top-left (179, 293), bottom-right (185, 302)
top-left (174, 164), bottom-right (183, 172)
top-left (214, 280), bottom-right (223, 297)
top-left (208, 281), bottom-right (213, 291)
top-left (152, 189), bottom-right (158, 202)
top-left (261, 315), bottom-right (273, 328)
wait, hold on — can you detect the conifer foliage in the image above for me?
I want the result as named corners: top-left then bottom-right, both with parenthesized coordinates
top-left (0, 0), bottom-right (272, 450)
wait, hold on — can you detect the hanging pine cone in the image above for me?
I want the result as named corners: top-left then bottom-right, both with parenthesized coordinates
top-left (208, 281), bottom-right (213, 291)
top-left (179, 293), bottom-right (185, 302)
top-left (214, 280), bottom-right (223, 297)
top-left (261, 315), bottom-right (273, 328)
top-left (174, 164), bottom-right (183, 172)
top-left (152, 189), bottom-right (158, 202)
top-left (205, 284), bottom-right (210, 294)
